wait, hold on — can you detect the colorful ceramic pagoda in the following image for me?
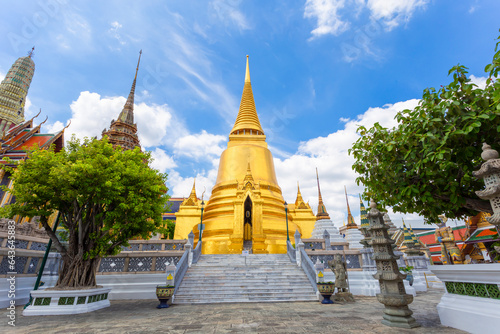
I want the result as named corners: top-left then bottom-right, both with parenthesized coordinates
top-left (359, 197), bottom-right (371, 248)
top-left (102, 51), bottom-right (142, 151)
top-left (0, 48), bottom-right (35, 135)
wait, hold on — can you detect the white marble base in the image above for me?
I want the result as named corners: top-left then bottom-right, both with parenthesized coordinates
top-left (0, 275), bottom-right (59, 309)
top-left (321, 270), bottom-right (416, 297)
top-left (18, 274), bottom-right (169, 300)
top-left (437, 293), bottom-right (500, 334)
top-left (23, 287), bottom-right (111, 316)
top-left (96, 273), bottom-right (167, 300)
top-left (430, 263), bottom-right (500, 334)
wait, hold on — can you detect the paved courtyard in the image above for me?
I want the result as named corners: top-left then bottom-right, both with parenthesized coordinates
top-left (3, 289), bottom-right (466, 334)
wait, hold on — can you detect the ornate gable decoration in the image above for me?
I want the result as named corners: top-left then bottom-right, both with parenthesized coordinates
top-left (241, 163), bottom-right (255, 190)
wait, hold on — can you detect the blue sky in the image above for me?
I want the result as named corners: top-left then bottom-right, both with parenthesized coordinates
top-left (1, 0), bottom-right (498, 228)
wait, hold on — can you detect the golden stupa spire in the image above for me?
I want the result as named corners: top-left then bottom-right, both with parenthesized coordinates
top-left (119, 50), bottom-right (142, 125)
top-left (345, 186), bottom-right (357, 229)
top-left (316, 168), bottom-right (330, 220)
top-left (230, 55), bottom-right (264, 137)
top-left (295, 181), bottom-right (308, 209)
top-left (183, 179), bottom-right (198, 206)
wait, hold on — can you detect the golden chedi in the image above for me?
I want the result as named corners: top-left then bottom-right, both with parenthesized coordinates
top-left (174, 56), bottom-right (315, 254)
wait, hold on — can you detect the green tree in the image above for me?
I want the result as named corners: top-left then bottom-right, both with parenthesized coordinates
top-left (1, 137), bottom-right (169, 288)
top-left (349, 33), bottom-right (500, 223)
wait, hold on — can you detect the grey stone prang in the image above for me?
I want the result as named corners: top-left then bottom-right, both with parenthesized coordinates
top-left (367, 200), bottom-right (420, 329)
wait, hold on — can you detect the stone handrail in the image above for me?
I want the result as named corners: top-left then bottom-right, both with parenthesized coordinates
top-left (173, 248), bottom-right (189, 294)
top-left (120, 239), bottom-right (187, 252)
top-left (192, 240), bottom-right (202, 264)
top-left (287, 240), bottom-right (296, 262)
top-left (300, 247), bottom-right (318, 293)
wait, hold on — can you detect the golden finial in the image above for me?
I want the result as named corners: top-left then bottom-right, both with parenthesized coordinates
top-left (245, 55), bottom-right (251, 83)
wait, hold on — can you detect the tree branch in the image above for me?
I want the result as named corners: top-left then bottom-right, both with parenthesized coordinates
top-left (40, 215), bottom-right (67, 256)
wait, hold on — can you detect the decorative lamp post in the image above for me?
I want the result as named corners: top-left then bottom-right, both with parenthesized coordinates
top-left (285, 201), bottom-right (290, 242)
top-left (199, 200), bottom-right (205, 242)
top-left (473, 143), bottom-right (500, 234)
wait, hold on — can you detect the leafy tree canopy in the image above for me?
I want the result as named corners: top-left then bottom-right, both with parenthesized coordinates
top-left (1, 136), bottom-right (169, 288)
top-left (349, 33), bottom-right (500, 224)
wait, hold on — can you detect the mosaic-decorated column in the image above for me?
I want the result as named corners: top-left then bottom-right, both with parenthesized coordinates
top-left (367, 200), bottom-right (420, 328)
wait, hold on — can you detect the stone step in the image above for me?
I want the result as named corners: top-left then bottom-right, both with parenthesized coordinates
top-left (186, 268), bottom-right (305, 277)
top-left (173, 296), bottom-right (318, 304)
top-left (179, 280), bottom-right (311, 286)
top-left (174, 254), bottom-right (317, 304)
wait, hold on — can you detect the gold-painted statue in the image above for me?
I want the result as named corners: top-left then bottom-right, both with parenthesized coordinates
top-left (435, 215), bottom-right (463, 264)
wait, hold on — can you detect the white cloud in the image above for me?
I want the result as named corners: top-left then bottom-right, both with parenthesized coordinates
top-left (366, 0), bottom-right (428, 30)
top-left (173, 130), bottom-right (227, 160)
top-left (108, 21), bottom-right (126, 48)
top-left (304, 0), bottom-right (350, 38)
top-left (304, 0), bottom-right (428, 39)
top-left (43, 120), bottom-right (65, 134)
top-left (150, 148), bottom-right (177, 173)
top-left (167, 167), bottom-right (219, 200)
top-left (210, 0), bottom-right (251, 31)
top-left (56, 11), bottom-right (92, 51)
top-left (470, 75), bottom-right (487, 89)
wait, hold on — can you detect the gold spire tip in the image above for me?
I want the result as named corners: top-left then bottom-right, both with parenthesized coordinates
top-left (245, 55), bottom-right (250, 83)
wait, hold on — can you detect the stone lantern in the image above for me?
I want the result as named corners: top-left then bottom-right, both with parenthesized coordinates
top-left (367, 199), bottom-right (419, 328)
top-left (473, 143), bottom-right (500, 232)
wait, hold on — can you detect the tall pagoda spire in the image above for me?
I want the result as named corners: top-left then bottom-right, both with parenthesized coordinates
top-left (345, 186), bottom-right (358, 229)
top-left (316, 168), bottom-right (330, 220)
top-left (102, 50), bottom-right (142, 150)
top-left (229, 56), bottom-right (264, 137)
top-left (0, 48), bottom-right (36, 135)
top-left (119, 49), bottom-right (141, 125)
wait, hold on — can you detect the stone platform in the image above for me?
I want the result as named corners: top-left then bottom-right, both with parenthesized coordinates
top-left (4, 289), bottom-right (465, 333)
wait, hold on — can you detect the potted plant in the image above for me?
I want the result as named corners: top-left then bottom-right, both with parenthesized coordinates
top-left (399, 265), bottom-right (414, 286)
top-left (316, 281), bottom-right (335, 304)
top-left (156, 285), bottom-right (175, 309)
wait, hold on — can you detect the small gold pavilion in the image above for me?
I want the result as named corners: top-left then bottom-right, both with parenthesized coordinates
top-left (174, 56), bottom-right (316, 254)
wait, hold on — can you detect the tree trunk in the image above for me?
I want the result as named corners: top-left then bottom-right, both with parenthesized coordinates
top-left (55, 255), bottom-right (100, 289)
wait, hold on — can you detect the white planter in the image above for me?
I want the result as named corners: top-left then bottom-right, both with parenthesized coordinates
top-left (23, 287), bottom-right (111, 316)
top-left (430, 264), bottom-right (500, 334)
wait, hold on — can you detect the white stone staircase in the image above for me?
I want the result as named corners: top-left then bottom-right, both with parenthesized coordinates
top-left (173, 254), bottom-right (318, 304)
